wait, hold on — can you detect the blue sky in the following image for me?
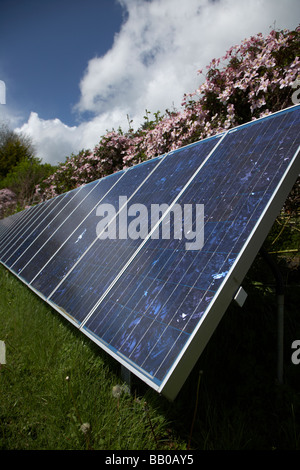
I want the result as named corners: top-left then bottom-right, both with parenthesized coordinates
top-left (0, 0), bottom-right (299, 165)
top-left (0, 0), bottom-right (124, 126)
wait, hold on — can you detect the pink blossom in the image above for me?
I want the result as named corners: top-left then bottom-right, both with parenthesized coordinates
top-left (33, 26), bottom-right (299, 203)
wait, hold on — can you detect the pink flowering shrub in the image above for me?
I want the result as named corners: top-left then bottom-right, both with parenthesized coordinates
top-left (35, 133), bottom-right (130, 200)
top-left (35, 26), bottom-right (300, 202)
top-left (0, 188), bottom-right (17, 218)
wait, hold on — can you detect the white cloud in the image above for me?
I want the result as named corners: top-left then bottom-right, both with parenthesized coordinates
top-left (14, 111), bottom-right (133, 166)
top-left (15, 0), bottom-right (300, 164)
top-left (77, 0), bottom-right (299, 117)
top-left (15, 113), bottom-right (80, 165)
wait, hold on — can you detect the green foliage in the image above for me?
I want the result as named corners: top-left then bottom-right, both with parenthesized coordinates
top-left (0, 124), bottom-right (35, 179)
top-left (0, 124), bottom-right (57, 213)
top-left (0, 158), bottom-right (56, 206)
top-left (141, 109), bottom-right (164, 130)
top-left (0, 122), bottom-right (57, 214)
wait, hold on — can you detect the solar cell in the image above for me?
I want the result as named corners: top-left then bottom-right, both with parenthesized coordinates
top-left (45, 134), bottom-right (220, 324)
top-left (27, 156), bottom-right (164, 303)
top-left (0, 201), bottom-right (45, 253)
top-left (0, 193), bottom-right (68, 263)
top-left (0, 104), bottom-right (299, 400)
top-left (4, 189), bottom-right (86, 269)
top-left (0, 208), bottom-right (27, 239)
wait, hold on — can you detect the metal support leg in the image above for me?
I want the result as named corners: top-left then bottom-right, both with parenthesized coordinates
top-left (277, 293), bottom-right (284, 383)
top-left (260, 248), bottom-right (284, 384)
top-left (121, 365), bottom-right (132, 392)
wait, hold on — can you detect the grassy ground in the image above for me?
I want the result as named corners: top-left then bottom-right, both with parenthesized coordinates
top-left (0, 250), bottom-right (299, 450)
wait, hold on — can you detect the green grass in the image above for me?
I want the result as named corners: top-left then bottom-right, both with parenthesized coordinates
top-left (0, 252), bottom-right (300, 450)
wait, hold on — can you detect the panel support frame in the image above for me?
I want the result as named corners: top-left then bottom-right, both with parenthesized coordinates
top-left (121, 365), bottom-right (132, 392)
top-left (259, 248), bottom-right (285, 384)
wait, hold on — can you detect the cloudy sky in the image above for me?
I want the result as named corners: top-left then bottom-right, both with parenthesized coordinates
top-left (0, 0), bottom-right (299, 165)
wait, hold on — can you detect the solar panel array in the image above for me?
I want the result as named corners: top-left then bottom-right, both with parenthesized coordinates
top-left (0, 105), bottom-right (299, 400)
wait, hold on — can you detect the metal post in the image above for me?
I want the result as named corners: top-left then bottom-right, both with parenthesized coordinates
top-left (277, 293), bottom-right (284, 383)
top-left (121, 365), bottom-right (132, 392)
top-left (259, 248), bottom-right (285, 384)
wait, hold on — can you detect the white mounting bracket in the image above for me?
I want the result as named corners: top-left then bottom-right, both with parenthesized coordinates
top-left (0, 340), bottom-right (6, 366)
top-left (234, 286), bottom-right (248, 308)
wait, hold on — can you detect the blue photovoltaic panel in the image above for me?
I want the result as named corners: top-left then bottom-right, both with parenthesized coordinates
top-left (0, 205), bottom-right (27, 234)
top-left (0, 105), bottom-right (299, 400)
top-left (9, 177), bottom-right (118, 275)
top-left (25, 157), bottom-right (163, 300)
top-left (81, 106), bottom-right (300, 398)
top-left (0, 208), bottom-right (27, 240)
top-left (0, 193), bottom-right (69, 264)
top-left (0, 200), bottom-right (46, 253)
top-left (34, 134), bottom-right (220, 323)
top-left (3, 188), bottom-right (88, 269)
top-left (1, 156), bottom-right (167, 303)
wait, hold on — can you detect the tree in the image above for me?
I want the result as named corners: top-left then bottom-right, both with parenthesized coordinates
top-left (0, 123), bottom-right (36, 179)
top-left (0, 122), bottom-right (57, 214)
top-left (0, 159), bottom-right (55, 208)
